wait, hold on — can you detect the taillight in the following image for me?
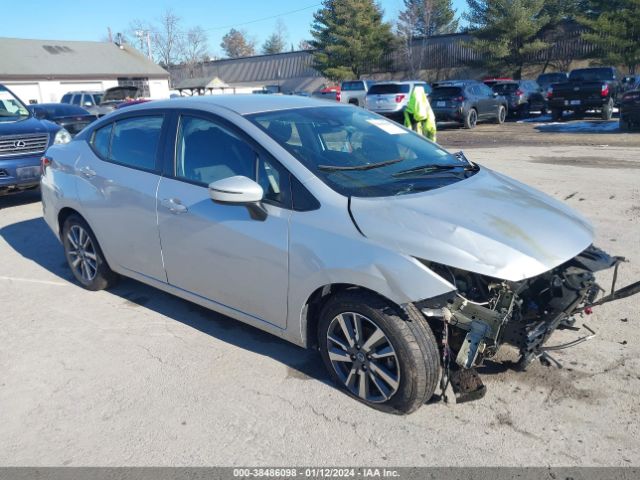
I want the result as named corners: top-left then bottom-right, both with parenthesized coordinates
top-left (395, 94), bottom-right (406, 103)
top-left (515, 89), bottom-right (524, 97)
top-left (454, 95), bottom-right (465, 102)
top-left (601, 84), bottom-right (610, 97)
top-left (40, 155), bottom-right (52, 175)
top-left (336, 92), bottom-right (341, 102)
top-left (547, 87), bottom-right (553, 99)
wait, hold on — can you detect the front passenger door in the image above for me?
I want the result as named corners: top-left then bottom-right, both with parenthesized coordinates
top-left (156, 114), bottom-right (291, 328)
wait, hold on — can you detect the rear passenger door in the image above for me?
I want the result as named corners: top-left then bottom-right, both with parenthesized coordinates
top-left (76, 113), bottom-right (168, 281)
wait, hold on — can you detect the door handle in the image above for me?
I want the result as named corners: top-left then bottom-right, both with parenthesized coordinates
top-left (78, 165), bottom-right (96, 178)
top-left (161, 198), bottom-right (188, 214)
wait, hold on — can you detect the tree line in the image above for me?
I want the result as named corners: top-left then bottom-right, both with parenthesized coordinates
top-left (309, 0), bottom-right (640, 80)
top-left (114, 1), bottom-right (640, 78)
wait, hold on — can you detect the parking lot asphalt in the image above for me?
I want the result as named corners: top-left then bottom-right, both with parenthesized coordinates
top-left (1, 119), bottom-right (639, 466)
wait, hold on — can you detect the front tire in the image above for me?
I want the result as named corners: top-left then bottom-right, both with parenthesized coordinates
top-left (318, 290), bottom-right (440, 414)
top-left (62, 214), bottom-right (118, 291)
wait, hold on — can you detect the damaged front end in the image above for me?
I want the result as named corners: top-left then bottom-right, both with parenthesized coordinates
top-left (416, 245), bottom-right (640, 403)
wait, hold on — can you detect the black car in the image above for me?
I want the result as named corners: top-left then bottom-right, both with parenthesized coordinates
top-left (548, 67), bottom-right (621, 121)
top-left (491, 80), bottom-right (547, 118)
top-left (619, 79), bottom-right (640, 131)
top-left (30, 103), bottom-right (97, 137)
top-left (430, 81), bottom-right (507, 129)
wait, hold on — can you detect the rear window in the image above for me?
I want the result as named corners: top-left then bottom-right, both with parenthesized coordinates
top-left (431, 87), bottom-right (463, 99)
top-left (368, 84), bottom-right (411, 95)
top-left (341, 81), bottom-right (365, 91)
top-left (569, 68), bottom-right (614, 82)
top-left (492, 83), bottom-right (519, 93)
top-left (538, 73), bottom-right (567, 84)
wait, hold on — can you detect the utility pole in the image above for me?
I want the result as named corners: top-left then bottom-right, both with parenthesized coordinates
top-left (107, 27), bottom-right (113, 43)
top-left (146, 31), bottom-right (152, 60)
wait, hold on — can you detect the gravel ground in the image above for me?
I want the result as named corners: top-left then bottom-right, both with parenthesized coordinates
top-left (0, 120), bottom-right (639, 466)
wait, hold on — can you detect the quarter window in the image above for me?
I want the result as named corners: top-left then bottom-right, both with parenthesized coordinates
top-left (91, 124), bottom-right (112, 158)
top-left (110, 116), bottom-right (163, 170)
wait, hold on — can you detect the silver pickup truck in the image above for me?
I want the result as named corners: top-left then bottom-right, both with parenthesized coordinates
top-left (339, 80), bottom-right (375, 107)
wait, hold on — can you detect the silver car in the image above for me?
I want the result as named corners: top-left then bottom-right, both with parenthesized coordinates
top-left (41, 96), bottom-right (638, 413)
top-left (364, 81), bottom-right (431, 120)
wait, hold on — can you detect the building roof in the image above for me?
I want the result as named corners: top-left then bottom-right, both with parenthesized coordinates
top-left (169, 50), bottom-right (323, 93)
top-left (174, 76), bottom-right (230, 90)
top-left (0, 37), bottom-right (169, 80)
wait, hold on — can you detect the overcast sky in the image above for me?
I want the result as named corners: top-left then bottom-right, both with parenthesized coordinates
top-left (3, 0), bottom-right (468, 57)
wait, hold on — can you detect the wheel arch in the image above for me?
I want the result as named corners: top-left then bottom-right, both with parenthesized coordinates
top-left (302, 283), bottom-right (407, 350)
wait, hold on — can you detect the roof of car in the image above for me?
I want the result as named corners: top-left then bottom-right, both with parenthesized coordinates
top-left (123, 94), bottom-right (346, 116)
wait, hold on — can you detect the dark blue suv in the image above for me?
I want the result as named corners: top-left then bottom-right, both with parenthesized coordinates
top-left (0, 84), bottom-right (69, 196)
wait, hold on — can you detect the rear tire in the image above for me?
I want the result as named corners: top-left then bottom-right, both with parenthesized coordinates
top-left (494, 105), bottom-right (506, 124)
top-left (602, 99), bottom-right (614, 120)
top-left (464, 108), bottom-right (478, 129)
top-left (318, 290), bottom-right (440, 414)
top-left (551, 108), bottom-right (563, 121)
top-left (62, 214), bottom-right (118, 291)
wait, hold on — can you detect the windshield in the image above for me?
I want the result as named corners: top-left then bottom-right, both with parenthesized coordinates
top-left (0, 86), bottom-right (30, 122)
top-left (247, 106), bottom-right (476, 197)
top-left (368, 84), bottom-right (411, 95)
top-left (431, 87), bottom-right (463, 99)
top-left (569, 68), bottom-right (614, 82)
top-left (342, 81), bottom-right (365, 91)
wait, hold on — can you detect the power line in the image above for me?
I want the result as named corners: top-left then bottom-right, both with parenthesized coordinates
top-left (202, 3), bottom-right (322, 31)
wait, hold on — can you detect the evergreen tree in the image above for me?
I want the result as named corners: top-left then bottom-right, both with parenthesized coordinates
top-left (310, 0), bottom-right (394, 80)
top-left (581, 0), bottom-right (640, 73)
top-left (398, 0), bottom-right (459, 38)
top-left (464, 0), bottom-right (550, 78)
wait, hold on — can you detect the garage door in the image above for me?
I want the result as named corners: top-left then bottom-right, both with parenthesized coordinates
top-left (4, 83), bottom-right (41, 104)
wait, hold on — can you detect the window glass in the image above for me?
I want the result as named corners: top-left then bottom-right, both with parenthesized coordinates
top-left (176, 116), bottom-right (256, 185)
top-left (342, 81), bottom-right (364, 91)
top-left (61, 94), bottom-right (72, 103)
top-left (257, 156), bottom-right (290, 206)
top-left (248, 106), bottom-right (471, 198)
top-left (82, 94), bottom-right (95, 106)
top-left (368, 84), bottom-right (411, 95)
top-left (91, 124), bottom-right (113, 158)
top-left (110, 116), bottom-right (163, 170)
top-left (71, 95), bottom-right (81, 105)
top-left (479, 84), bottom-right (493, 96)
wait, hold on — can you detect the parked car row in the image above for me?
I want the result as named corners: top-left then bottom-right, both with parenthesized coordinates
top-left (307, 66), bottom-right (635, 128)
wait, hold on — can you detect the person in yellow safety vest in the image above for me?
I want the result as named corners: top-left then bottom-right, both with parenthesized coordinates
top-left (403, 85), bottom-right (437, 142)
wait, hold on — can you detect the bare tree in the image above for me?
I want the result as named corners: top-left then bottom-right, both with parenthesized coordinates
top-left (261, 19), bottom-right (288, 55)
top-left (153, 8), bottom-right (182, 66)
top-left (220, 29), bottom-right (256, 58)
top-left (180, 27), bottom-right (210, 76)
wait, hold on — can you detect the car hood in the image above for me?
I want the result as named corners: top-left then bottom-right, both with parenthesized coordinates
top-left (350, 167), bottom-right (594, 281)
top-left (0, 115), bottom-right (59, 135)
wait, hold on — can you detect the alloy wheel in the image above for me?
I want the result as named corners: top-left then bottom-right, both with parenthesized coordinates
top-left (66, 225), bottom-right (98, 282)
top-left (326, 312), bottom-right (400, 403)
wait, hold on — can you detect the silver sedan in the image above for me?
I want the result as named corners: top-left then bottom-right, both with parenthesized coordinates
top-left (41, 95), bottom-right (638, 413)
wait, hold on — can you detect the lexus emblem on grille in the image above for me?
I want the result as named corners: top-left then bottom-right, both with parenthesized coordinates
top-left (13, 140), bottom-right (27, 148)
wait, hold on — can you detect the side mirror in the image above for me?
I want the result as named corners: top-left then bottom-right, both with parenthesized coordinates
top-left (209, 176), bottom-right (263, 204)
top-left (33, 110), bottom-right (46, 119)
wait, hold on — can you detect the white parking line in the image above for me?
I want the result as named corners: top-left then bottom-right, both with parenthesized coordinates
top-left (0, 275), bottom-right (68, 286)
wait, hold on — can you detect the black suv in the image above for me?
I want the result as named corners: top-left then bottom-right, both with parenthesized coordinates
top-left (491, 80), bottom-right (546, 118)
top-left (430, 81), bottom-right (508, 128)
